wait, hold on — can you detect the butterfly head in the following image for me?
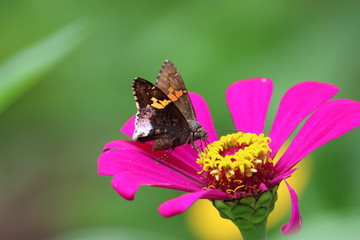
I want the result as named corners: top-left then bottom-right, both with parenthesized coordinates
top-left (194, 127), bottom-right (207, 141)
top-left (188, 120), bottom-right (208, 141)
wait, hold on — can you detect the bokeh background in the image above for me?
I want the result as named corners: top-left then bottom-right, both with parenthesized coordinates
top-left (1, 1), bottom-right (360, 239)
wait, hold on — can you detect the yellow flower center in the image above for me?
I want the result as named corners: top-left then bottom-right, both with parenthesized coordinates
top-left (197, 132), bottom-right (275, 198)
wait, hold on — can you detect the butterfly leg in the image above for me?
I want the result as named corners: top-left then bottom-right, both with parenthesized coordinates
top-left (155, 148), bottom-right (174, 162)
top-left (199, 139), bottom-right (209, 152)
top-left (191, 140), bottom-right (203, 153)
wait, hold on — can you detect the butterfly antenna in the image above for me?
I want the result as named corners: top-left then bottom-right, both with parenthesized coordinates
top-left (206, 129), bottom-right (240, 133)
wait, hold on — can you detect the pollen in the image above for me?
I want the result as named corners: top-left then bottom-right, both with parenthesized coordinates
top-left (197, 132), bottom-right (276, 198)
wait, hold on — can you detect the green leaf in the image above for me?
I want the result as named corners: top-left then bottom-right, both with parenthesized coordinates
top-left (0, 20), bottom-right (89, 114)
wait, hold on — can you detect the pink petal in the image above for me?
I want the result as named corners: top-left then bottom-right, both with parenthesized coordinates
top-left (189, 92), bottom-right (218, 142)
top-left (98, 144), bottom-right (204, 184)
top-left (280, 180), bottom-right (302, 235)
top-left (168, 144), bottom-right (203, 172)
top-left (226, 78), bottom-right (273, 134)
top-left (259, 183), bottom-right (268, 191)
top-left (102, 139), bottom-right (146, 152)
top-left (158, 189), bottom-right (228, 217)
top-left (269, 81), bottom-right (339, 158)
top-left (99, 141), bottom-right (155, 175)
top-left (276, 99), bottom-right (360, 174)
top-left (269, 168), bottom-right (297, 185)
top-left (120, 116), bottom-right (136, 137)
top-left (100, 140), bottom-right (203, 180)
top-left (111, 171), bottom-right (201, 201)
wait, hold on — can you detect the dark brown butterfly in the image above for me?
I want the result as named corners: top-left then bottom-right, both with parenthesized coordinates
top-left (132, 60), bottom-right (207, 151)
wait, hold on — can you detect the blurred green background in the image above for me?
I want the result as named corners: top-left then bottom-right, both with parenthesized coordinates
top-left (1, 0), bottom-right (360, 239)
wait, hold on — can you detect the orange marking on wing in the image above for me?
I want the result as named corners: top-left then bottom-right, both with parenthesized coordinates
top-left (167, 93), bottom-right (178, 102)
top-left (168, 87), bottom-right (175, 93)
top-left (175, 90), bottom-right (184, 98)
top-left (167, 87), bottom-right (178, 101)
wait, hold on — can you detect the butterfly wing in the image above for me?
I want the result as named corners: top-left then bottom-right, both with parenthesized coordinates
top-left (132, 77), bottom-right (191, 150)
top-left (155, 60), bottom-right (197, 121)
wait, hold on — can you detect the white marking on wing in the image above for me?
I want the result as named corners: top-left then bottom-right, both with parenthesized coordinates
top-left (133, 108), bottom-right (153, 139)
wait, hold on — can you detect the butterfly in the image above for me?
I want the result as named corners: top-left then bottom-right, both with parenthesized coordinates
top-left (132, 60), bottom-right (208, 151)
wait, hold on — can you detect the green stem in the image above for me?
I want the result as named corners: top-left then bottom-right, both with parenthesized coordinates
top-left (236, 220), bottom-right (267, 240)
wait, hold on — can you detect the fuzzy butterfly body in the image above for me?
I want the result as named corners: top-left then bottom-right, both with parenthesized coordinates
top-left (132, 60), bottom-right (207, 151)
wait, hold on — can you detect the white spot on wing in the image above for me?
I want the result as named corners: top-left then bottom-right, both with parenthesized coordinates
top-left (132, 108), bottom-right (153, 140)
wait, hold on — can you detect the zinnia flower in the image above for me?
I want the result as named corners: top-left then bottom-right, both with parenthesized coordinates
top-left (98, 78), bottom-right (360, 238)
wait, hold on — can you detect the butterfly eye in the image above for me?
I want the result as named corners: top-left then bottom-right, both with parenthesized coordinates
top-left (194, 131), bottom-right (202, 140)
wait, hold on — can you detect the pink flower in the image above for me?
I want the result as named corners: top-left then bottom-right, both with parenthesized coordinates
top-left (98, 78), bottom-right (360, 235)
